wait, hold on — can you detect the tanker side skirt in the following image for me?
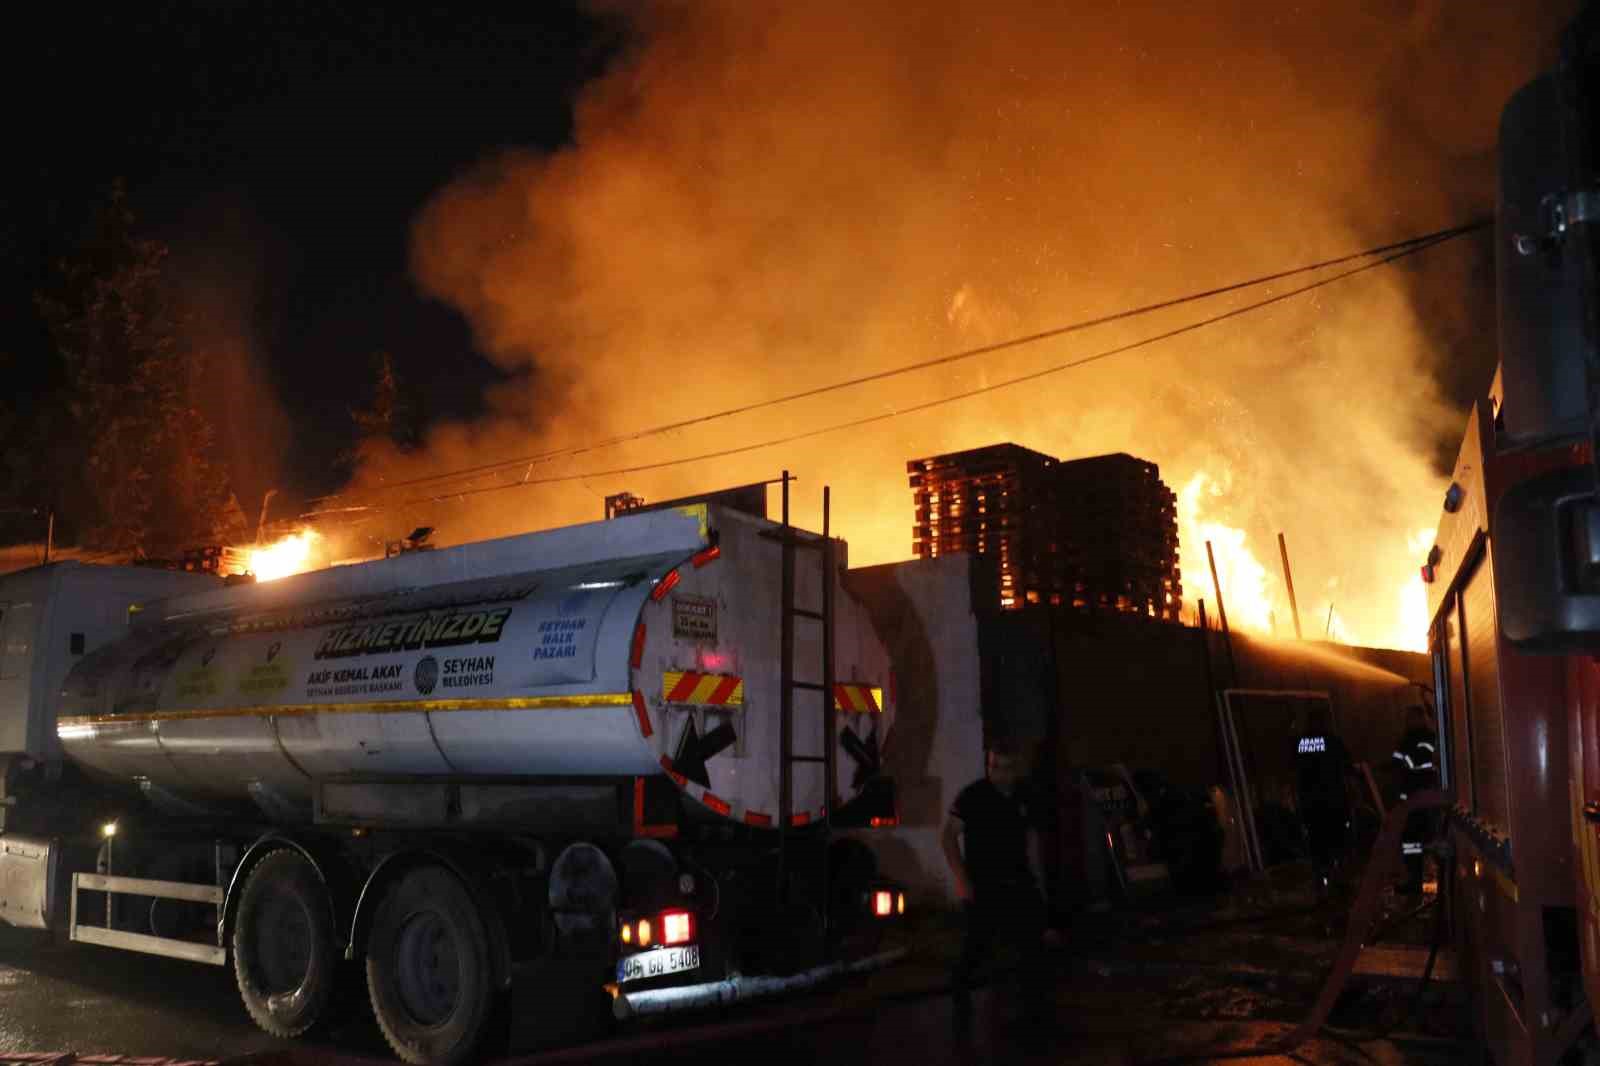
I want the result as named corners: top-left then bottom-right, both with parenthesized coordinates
top-left (69, 872), bottom-right (226, 966)
top-left (315, 776), bottom-right (633, 833)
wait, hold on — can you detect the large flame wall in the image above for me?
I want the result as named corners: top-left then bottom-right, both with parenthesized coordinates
top-left (320, 2), bottom-right (1570, 653)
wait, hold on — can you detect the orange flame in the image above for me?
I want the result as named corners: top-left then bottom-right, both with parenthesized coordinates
top-left (1180, 471), bottom-right (1432, 651)
top-left (1179, 472), bottom-right (1275, 634)
top-left (248, 530), bottom-right (321, 582)
top-left (1393, 528), bottom-right (1437, 653)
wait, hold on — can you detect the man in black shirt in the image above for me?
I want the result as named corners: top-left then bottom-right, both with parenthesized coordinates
top-left (942, 744), bottom-right (1053, 1038)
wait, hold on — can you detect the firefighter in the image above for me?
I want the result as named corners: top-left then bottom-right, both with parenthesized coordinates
top-left (942, 741), bottom-right (1055, 1041)
top-left (1392, 705), bottom-right (1439, 896)
top-left (1294, 706), bottom-right (1356, 900)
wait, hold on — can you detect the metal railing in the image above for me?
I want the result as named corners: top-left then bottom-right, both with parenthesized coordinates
top-left (68, 873), bottom-right (225, 966)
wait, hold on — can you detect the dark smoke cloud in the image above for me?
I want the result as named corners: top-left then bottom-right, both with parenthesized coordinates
top-left (167, 191), bottom-right (293, 531)
top-left (348, 0), bottom-right (1572, 648)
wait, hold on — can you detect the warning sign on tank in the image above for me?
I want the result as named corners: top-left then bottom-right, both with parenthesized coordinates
top-left (238, 659), bottom-right (292, 696)
top-left (305, 663), bottom-right (406, 698)
top-left (315, 607), bottom-right (513, 660)
top-left (441, 655), bottom-right (495, 688)
top-left (175, 665), bottom-right (220, 700)
top-left (672, 596), bottom-right (717, 641)
top-left (534, 618), bottom-right (586, 660)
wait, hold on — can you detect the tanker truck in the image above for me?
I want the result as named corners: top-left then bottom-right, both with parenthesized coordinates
top-left (0, 500), bottom-right (907, 1065)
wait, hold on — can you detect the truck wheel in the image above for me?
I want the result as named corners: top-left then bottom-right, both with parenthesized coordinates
top-left (365, 865), bottom-right (498, 1066)
top-left (232, 849), bottom-right (338, 1038)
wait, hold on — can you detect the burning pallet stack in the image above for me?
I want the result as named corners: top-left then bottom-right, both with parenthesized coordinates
top-left (908, 443), bottom-right (1182, 619)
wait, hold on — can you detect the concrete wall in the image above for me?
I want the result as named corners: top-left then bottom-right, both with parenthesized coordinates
top-left (844, 557), bottom-right (986, 903)
top-left (984, 611), bottom-right (1222, 789)
top-left (979, 610), bottom-right (1431, 793)
top-left (842, 559), bottom-right (1431, 903)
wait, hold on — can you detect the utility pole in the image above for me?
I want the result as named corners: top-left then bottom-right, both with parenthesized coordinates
top-left (1206, 541), bottom-right (1239, 684)
top-left (256, 489), bottom-right (278, 544)
top-left (1277, 532), bottom-right (1303, 640)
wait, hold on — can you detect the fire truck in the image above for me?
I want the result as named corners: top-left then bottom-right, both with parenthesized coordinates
top-left (0, 494), bottom-right (905, 1065)
top-left (1412, 10), bottom-right (1600, 1065)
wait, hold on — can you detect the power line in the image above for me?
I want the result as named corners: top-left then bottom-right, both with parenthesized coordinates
top-left (368, 225), bottom-right (1472, 512)
top-left (314, 220), bottom-right (1487, 505)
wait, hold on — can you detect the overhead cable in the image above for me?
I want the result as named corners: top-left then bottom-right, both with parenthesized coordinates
top-left (313, 220), bottom-right (1488, 505)
top-left (373, 225), bottom-right (1474, 510)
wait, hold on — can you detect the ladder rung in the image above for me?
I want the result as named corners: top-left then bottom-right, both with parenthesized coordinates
top-left (788, 607), bottom-right (826, 621)
top-left (789, 681), bottom-right (828, 692)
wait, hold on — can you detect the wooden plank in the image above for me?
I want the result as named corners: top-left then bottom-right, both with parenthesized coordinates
top-left (1351, 945), bottom-right (1460, 983)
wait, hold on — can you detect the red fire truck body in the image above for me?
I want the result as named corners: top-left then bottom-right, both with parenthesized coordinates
top-left (1426, 387), bottom-right (1591, 1064)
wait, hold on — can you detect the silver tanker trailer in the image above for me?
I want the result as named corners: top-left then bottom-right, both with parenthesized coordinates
top-left (0, 502), bottom-right (907, 1064)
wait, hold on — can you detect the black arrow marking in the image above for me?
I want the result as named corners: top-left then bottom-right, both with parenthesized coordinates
top-left (841, 726), bottom-right (880, 790)
top-left (673, 718), bottom-right (739, 789)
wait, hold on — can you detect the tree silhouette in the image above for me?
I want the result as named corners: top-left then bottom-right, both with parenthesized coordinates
top-left (33, 182), bottom-right (233, 556)
top-left (342, 350), bottom-right (421, 476)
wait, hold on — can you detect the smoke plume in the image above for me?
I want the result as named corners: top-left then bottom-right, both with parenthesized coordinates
top-left (348, 1), bottom-right (1574, 649)
top-left (168, 192), bottom-right (293, 535)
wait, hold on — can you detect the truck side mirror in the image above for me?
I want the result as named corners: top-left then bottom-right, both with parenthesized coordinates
top-left (1495, 72), bottom-right (1591, 446)
top-left (1495, 466), bottom-right (1600, 650)
top-left (1491, 16), bottom-right (1600, 651)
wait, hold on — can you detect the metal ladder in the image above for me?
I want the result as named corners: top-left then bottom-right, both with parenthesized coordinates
top-left (772, 471), bottom-right (836, 944)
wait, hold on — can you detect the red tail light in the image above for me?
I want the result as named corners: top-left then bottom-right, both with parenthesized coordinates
top-left (661, 909), bottom-right (695, 945)
top-left (873, 890), bottom-right (893, 918)
top-left (651, 569), bottom-right (681, 601)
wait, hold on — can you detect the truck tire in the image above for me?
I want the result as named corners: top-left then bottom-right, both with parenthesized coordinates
top-left (365, 865), bottom-right (498, 1066)
top-left (232, 849), bottom-right (339, 1038)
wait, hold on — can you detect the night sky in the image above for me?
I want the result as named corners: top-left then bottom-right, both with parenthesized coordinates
top-left (5, 2), bottom-right (619, 512)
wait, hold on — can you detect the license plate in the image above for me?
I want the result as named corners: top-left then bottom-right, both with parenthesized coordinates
top-left (616, 945), bottom-right (701, 984)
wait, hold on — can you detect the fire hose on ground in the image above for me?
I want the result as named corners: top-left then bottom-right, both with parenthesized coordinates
top-left (1140, 789), bottom-right (1454, 1064)
top-left (1275, 789), bottom-right (1451, 1052)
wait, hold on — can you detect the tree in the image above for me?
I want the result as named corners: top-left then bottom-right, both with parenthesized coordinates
top-left (343, 351), bottom-right (420, 475)
top-left (351, 351), bottom-right (407, 443)
top-left (33, 183), bottom-right (233, 556)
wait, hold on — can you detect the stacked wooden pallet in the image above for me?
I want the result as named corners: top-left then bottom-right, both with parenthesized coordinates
top-left (908, 444), bottom-right (1181, 618)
